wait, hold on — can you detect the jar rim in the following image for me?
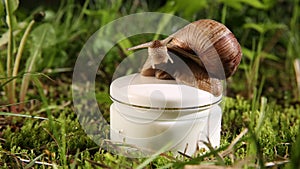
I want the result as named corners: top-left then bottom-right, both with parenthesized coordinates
top-left (110, 74), bottom-right (222, 109)
top-left (110, 96), bottom-right (222, 111)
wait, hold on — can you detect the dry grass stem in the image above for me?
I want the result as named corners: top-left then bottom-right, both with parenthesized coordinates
top-left (221, 128), bottom-right (248, 157)
top-left (264, 160), bottom-right (289, 167)
top-left (184, 164), bottom-right (234, 169)
top-left (17, 156), bottom-right (53, 167)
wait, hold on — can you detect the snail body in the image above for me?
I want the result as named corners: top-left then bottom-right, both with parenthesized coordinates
top-left (127, 19), bottom-right (242, 96)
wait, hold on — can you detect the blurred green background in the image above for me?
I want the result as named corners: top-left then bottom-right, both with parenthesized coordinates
top-left (1, 0), bottom-right (298, 101)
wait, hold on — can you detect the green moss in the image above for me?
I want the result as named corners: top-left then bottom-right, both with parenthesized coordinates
top-left (219, 96), bottom-right (299, 167)
top-left (1, 93), bottom-right (299, 168)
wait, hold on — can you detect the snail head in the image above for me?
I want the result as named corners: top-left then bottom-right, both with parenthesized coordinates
top-left (127, 39), bottom-right (174, 69)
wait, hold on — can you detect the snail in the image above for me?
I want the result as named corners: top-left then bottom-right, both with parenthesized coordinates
top-left (127, 19), bottom-right (242, 96)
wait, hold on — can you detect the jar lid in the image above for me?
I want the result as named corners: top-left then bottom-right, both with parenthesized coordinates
top-left (110, 73), bottom-right (221, 109)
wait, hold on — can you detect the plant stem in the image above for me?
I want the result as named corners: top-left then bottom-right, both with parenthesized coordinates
top-left (11, 20), bottom-right (35, 108)
top-left (250, 34), bottom-right (264, 98)
top-left (288, 0), bottom-right (300, 99)
top-left (18, 47), bottom-right (41, 110)
top-left (254, 33), bottom-right (264, 85)
top-left (294, 59), bottom-right (300, 98)
top-left (221, 4), bottom-right (227, 24)
top-left (4, 0), bottom-right (16, 112)
top-left (19, 26), bottom-right (48, 110)
top-left (73, 0), bottom-right (89, 29)
top-left (0, 60), bottom-right (4, 79)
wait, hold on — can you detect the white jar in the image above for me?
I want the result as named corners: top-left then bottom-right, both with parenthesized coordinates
top-left (110, 73), bottom-right (222, 156)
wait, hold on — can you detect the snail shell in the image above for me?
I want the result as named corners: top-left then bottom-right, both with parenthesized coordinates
top-left (127, 19), bottom-right (242, 96)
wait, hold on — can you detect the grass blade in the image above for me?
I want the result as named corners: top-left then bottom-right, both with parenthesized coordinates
top-left (294, 59), bottom-right (300, 98)
top-left (136, 144), bottom-right (172, 169)
top-left (23, 153), bottom-right (45, 169)
top-left (11, 20), bottom-right (36, 105)
top-left (19, 23), bottom-right (55, 110)
top-left (4, 0), bottom-right (16, 111)
top-left (0, 111), bottom-right (48, 120)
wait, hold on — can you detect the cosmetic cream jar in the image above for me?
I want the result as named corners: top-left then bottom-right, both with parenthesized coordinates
top-left (110, 73), bottom-right (222, 156)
